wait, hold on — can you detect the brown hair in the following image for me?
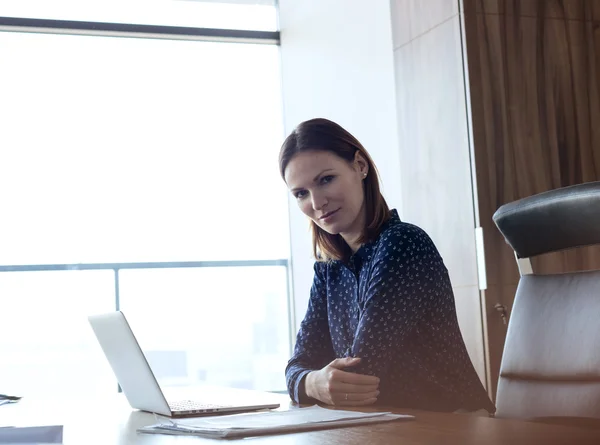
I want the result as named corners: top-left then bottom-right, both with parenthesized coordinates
top-left (279, 118), bottom-right (390, 262)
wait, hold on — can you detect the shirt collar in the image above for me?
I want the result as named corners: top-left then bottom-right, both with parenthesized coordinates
top-left (340, 208), bottom-right (400, 263)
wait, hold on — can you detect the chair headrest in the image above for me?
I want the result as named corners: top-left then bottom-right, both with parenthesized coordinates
top-left (493, 182), bottom-right (600, 258)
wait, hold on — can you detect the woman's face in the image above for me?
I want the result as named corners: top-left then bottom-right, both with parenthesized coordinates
top-left (284, 150), bottom-right (368, 238)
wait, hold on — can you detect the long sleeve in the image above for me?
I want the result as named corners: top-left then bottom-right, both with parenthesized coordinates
top-left (349, 225), bottom-right (441, 374)
top-left (285, 262), bottom-right (335, 404)
top-left (349, 224), bottom-right (493, 411)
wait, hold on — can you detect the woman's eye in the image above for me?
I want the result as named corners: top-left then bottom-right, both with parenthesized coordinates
top-left (321, 175), bottom-right (335, 184)
top-left (295, 190), bottom-right (308, 199)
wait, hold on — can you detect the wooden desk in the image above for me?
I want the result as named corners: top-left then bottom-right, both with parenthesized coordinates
top-left (2, 394), bottom-right (599, 444)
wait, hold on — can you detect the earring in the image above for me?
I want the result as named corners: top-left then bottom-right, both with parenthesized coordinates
top-left (363, 172), bottom-right (367, 177)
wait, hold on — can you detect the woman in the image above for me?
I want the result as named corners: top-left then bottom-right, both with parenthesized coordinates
top-left (280, 118), bottom-right (495, 413)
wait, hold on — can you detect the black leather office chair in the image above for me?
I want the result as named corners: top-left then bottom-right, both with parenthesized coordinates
top-left (493, 181), bottom-right (600, 423)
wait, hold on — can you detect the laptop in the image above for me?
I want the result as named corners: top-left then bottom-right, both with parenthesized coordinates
top-left (88, 311), bottom-right (281, 417)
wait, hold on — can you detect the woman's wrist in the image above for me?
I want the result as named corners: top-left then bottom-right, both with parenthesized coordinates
top-left (304, 371), bottom-right (317, 400)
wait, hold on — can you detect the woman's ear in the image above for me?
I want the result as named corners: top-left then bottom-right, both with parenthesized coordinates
top-left (353, 151), bottom-right (369, 177)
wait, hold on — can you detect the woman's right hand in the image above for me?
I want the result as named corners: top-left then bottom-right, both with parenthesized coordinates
top-left (304, 357), bottom-right (380, 406)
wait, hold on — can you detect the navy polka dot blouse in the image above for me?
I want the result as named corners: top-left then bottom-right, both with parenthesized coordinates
top-left (285, 209), bottom-right (495, 413)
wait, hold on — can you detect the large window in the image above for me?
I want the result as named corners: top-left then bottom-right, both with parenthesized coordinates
top-left (0, 3), bottom-right (291, 397)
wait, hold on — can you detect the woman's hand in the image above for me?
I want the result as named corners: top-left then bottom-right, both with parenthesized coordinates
top-left (304, 357), bottom-right (380, 406)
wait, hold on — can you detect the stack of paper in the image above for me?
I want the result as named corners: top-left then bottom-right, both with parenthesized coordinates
top-left (138, 405), bottom-right (413, 439)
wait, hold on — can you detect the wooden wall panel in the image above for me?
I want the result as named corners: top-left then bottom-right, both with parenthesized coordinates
top-left (464, 0), bottom-right (600, 20)
top-left (467, 12), bottom-right (600, 282)
top-left (462, 3), bottom-right (600, 397)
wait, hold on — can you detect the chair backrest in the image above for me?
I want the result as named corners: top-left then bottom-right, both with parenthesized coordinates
top-left (493, 181), bottom-right (600, 420)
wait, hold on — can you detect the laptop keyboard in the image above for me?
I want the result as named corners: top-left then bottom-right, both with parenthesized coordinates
top-left (169, 400), bottom-right (233, 411)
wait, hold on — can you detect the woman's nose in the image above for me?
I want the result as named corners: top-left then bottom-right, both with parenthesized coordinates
top-left (311, 192), bottom-right (328, 211)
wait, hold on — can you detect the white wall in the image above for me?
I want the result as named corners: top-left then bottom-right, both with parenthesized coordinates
top-left (278, 0), bottom-right (402, 332)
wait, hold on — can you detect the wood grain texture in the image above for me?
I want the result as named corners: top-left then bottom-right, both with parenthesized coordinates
top-left (463, 0), bottom-right (600, 20)
top-left (281, 407), bottom-right (600, 445)
top-left (462, 7), bottom-right (600, 397)
top-left (10, 395), bottom-right (600, 445)
top-left (391, 0), bottom-right (459, 48)
top-left (465, 13), bottom-right (600, 285)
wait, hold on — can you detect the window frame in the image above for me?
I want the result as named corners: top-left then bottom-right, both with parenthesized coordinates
top-left (0, 16), bottom-right (280, 44)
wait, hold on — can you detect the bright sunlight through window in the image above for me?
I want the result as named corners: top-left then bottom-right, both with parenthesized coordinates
top-left (0, 18), bottom-right (290, 396)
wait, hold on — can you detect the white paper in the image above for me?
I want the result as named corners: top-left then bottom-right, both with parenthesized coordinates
top-left (138, 406), bottom-right (414, 439)
top-left (177, 405), bottom-right (394, 429)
